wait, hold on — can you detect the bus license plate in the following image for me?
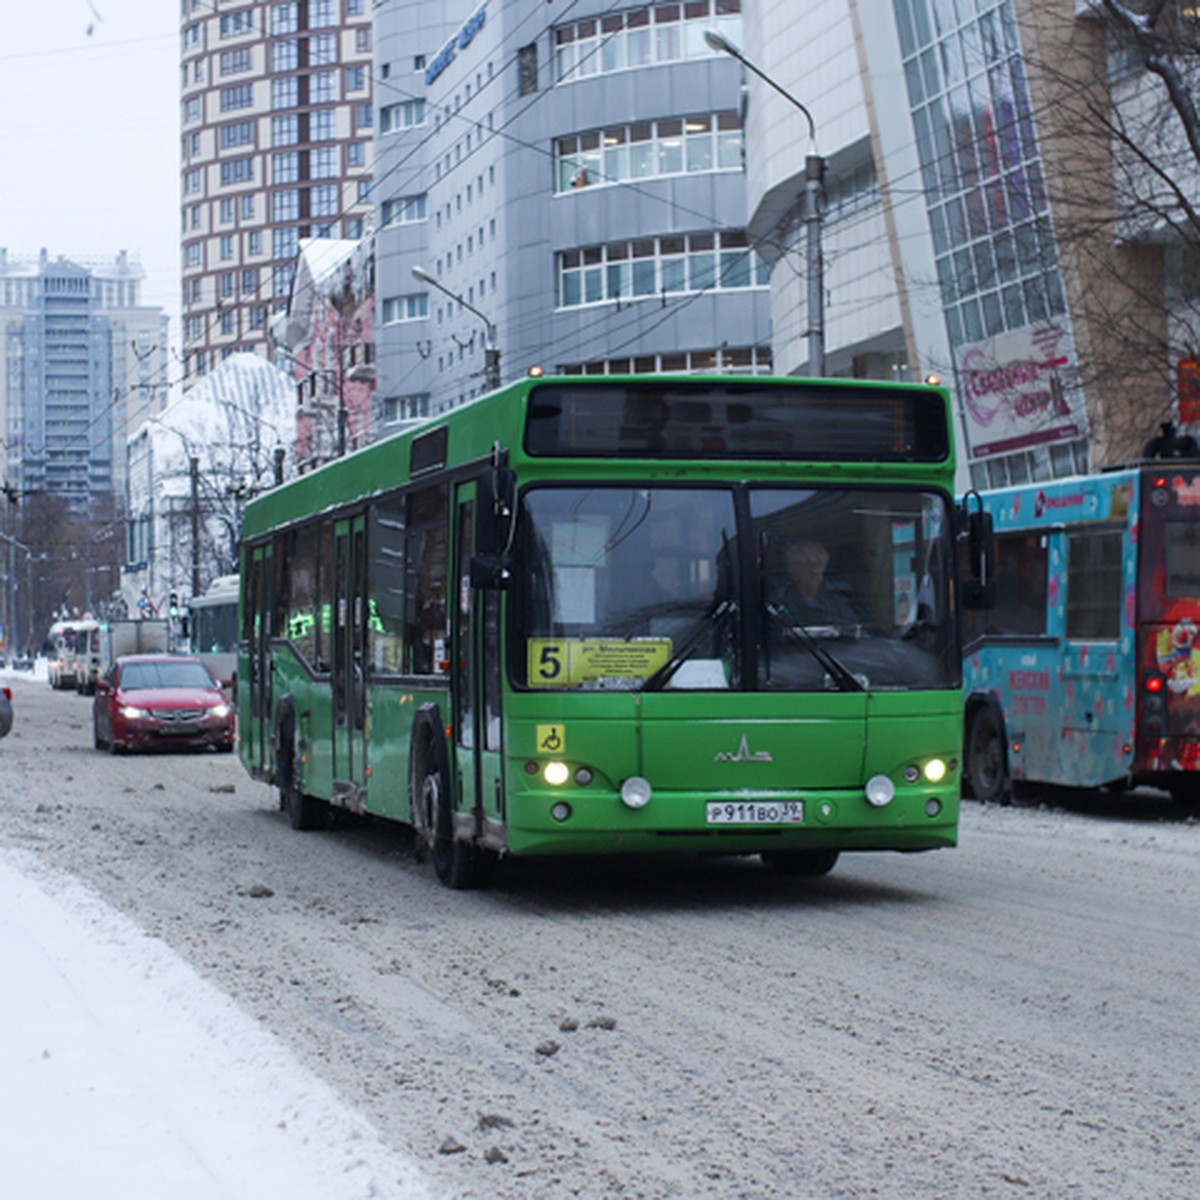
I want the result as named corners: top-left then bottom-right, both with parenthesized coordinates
top-left (705, 800), bottom-right (804, 825)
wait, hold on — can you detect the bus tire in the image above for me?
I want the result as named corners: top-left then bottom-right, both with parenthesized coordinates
top-left (410, 711), bottom-right (491, 890)
top-left (966, 701), bottom-right (1009, 804)
top-left (276, 699), bottom-right (327, 832)
top-left (761, 849), bottom-right (839, 877)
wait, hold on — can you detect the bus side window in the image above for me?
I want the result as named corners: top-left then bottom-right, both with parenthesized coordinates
top-left (961, 531), bottom-right (1047, 641)
top-left (1066, 530), bottom-right (1123, 640)
top-left (368, 498), bottom-right (407, 674)
top-left (405, 484), bottom-right (449, 676)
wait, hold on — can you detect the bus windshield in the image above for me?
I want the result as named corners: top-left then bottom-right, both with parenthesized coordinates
top-left (516, 484), bottom-right (957, 692)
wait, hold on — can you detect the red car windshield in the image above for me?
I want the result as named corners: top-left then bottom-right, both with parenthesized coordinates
top-left (120, 662), bottom-right (214, 691)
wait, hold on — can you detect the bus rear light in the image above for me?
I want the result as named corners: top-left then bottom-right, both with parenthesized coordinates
top-left (620, 776), bottom-right (652, 809)
top-left (1145, 675), bottom-right (1164, 693)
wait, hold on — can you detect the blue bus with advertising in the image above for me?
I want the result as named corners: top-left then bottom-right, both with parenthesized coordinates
top-left (962, 450), bottom-right (1200, 807)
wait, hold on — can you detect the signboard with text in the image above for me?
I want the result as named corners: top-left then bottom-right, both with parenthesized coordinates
top-left (956, 322), bottom-right (1085, 460)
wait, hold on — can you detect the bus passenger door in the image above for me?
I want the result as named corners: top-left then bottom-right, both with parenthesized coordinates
top-left (454, 488), bottom-right (505, 844)
top-left (244, 543), bottom-right (274, 778)
top-left (332, 514), bottom-right (368, 807)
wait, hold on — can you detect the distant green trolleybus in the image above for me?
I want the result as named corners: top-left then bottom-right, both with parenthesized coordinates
top-left (237, 374), bottom-right (992, 887)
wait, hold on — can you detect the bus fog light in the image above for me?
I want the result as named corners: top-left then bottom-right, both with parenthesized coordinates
top-left (903, 765), bottom-right (920, 784)
top-left (550, 802), bottom-right (572, 822)
top-left (865, 775), bottom-right (895, 807)
top-left (544, 761), bottom-right (570, 786)
top-left (574, 767), bottom-right (594, 786)
top-left (925, 798), bottom-right (943, 817)
top-left (923, 758), bottom-right (947, 784)
top-left (620, 776), bottom-right (652, 809)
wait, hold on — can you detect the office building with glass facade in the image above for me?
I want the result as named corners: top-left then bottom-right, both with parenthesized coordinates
top-left (372, 0), bottom-right (772, 420)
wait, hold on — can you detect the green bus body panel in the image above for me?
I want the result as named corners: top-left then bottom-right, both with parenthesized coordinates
top-left (238, 375), bottom-right (961, 863)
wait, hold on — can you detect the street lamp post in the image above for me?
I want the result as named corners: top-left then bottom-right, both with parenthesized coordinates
top-left (704, 30), bottom-right (825, 377)
top-left (411, 266), bottom-right (501, 391)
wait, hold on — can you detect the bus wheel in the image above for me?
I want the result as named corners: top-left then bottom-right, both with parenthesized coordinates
top-left (277, 703), bottom-right (326, 831)
top-left (411, 717), bottom-right (491, 889)
top-left (966, 705), bottom-right (1009, 804)
top-left (761, 849), bottom-right (839, 877)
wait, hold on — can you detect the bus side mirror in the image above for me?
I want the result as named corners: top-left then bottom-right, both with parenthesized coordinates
top-left (470, 554), bottom-right (511, 589)
top-left (475, 463), bottom-right (516, 555)
top-left (959, 493), bottom-right (995, 610)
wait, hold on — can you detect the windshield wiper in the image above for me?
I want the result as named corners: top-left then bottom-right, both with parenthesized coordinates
top-left (641, 598), bottom-right (736, 692)
top-left (764, 601), bottom-right (864, 692)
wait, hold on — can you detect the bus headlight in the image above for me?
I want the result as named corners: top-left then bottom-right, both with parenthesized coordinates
top-left (620, 776), bottom-right (652, 809)
top-left (543, 761), bottom-right (570, 786)
top-left (865, 775), bottom-right (895, 807)
top-left (923, 757), bottom-right (947, 784)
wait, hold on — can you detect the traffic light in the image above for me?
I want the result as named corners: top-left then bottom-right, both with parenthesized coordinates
top-left (169, 592), bottom-right (180, 618)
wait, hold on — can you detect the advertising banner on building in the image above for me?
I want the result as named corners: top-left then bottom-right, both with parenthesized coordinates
top-left (955, 322), bottom-right (1085, 460)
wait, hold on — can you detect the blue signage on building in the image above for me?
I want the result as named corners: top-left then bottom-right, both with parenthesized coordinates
top-left (425, 4), bottom-right (487, 86)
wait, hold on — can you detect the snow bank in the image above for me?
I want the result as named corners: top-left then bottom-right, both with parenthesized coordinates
top-left (0, 848), bottom-right (433, 1200)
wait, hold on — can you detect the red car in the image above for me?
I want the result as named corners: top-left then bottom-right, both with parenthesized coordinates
top-left (93, 654), bottom-right (234, 754)
top-left (0, 683), bottom-right (12, 739)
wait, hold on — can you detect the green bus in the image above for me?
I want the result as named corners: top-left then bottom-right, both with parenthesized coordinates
top-left (238, 374), bottom-right (992, 887)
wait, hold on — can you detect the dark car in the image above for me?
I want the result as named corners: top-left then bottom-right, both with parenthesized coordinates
top-left (93, 654), bottom-right (234, 754)
top-left (0, 683), bottom-right (12, 739)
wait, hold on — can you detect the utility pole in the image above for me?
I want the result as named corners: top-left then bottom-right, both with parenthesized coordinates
top-left (190, 456), bottom-right (201, 600)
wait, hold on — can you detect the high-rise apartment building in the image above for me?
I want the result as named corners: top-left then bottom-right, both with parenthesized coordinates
top-left (372, 0), bottom-right (771, 420)
top-left (179, 0), bottom-right (374, 385)
top-left (0, 248), bottom-right (167, 511)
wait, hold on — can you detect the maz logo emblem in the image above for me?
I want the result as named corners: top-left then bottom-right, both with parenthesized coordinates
top-left (713, 735), bottom-right (773, 763)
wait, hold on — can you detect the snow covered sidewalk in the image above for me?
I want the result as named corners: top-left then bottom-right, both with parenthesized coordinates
top-left (0, 848), bottom-right (432, 1200)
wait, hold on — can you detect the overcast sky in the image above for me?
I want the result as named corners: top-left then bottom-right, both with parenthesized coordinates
top-left (0, 1), bottom-right (180, 347)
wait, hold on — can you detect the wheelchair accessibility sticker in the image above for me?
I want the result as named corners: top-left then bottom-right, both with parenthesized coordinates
top-left (536, 724), bottom-right (565, 754)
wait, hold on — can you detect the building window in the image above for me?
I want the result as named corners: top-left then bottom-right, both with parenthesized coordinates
top-left (310, 70), bottom-right (336, 103)
top-left (248, 229), bottom-right (263, 255)
top-left (273, 264), bottom-right (296, 297)
top-left (355, 27), bottom-right (371, 53)
top-left (346, 142), bottom-right (366, 168)
top-left (345, 65), bottom-right (366, 92)
top-left (219, 157), bottom-right (254, 185)
top-left (220, 119), bottom-right (255, 148)
top-left (381, 194), bottom-right (426, 226)
top-left (556, 112), bottom-right (741, 192)
top-left (310, 0), bottom-right (335, 26)
top-left (219, 198), bottom-right (234, 222)
top-left (185, 242), bottom-right (203, 268)
top-left (272, 39), bottom-right (299, 72)
top-left (311, 108), bottom-right (335, 141)
top-left (270, 3), bottom-right (298, 35)
top-left (219, 47), bottom-right (252, 75)
top-left (554, 1), bottom-right (741, 81)
top-left (272, 151), bottom-right (300, 183)
top-left (272, 114), bottom-right (299, 146)
top-left (220, 237), bottom-right (235, 262)
top-left (355, 102), bottom-right (373, 129)
top-left (219, 84), bottom-right (253, 111)
top-left (272, 76), bottom-right (298, 109)
top-left (220, 271), bottom-right (235, 297)
top-left (241, 268), bottom-right (257, 294)
top-left (311, 183), bottom-right (339, 216)
top-left (273, 189), bottom-right (300, 222)
top-left (311, 145), bottom-right (338, 178)
top-left (273, 226), bottom-right (300, 261)
top-left (382, 294), bottom-right (429, 324)
top-left (219, 10), bottom-right (255, 39)
top-left (241, 194), bottom-right (255, 219)
top-left (518, 43), bottom-right (538, 95)
top-left (380, 99), bottom-right (426, 133)
top-left (309, 32), bottom-right (337, 66)
top-left (183, 95), bottom-right (202, 123)
top-left (557, 230), bottom-right (767, 307)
